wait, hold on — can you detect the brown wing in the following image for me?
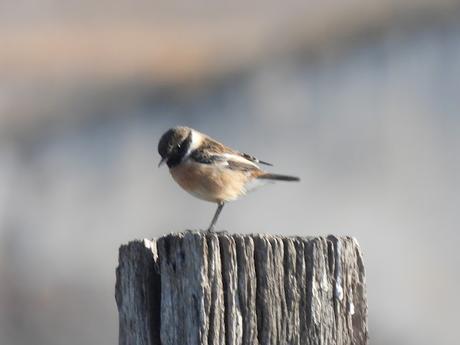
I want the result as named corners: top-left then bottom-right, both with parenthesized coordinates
top-left (226, 159), bottom-right (261, 173)
top-left (239, 152), bottom-right (273, 166)
top-left (190, 150), bottom-right (261, 173)
top-left (190, 136), bottom-right (262, 175)
top-left (200, 135), bottom-right (236, 154)
top-left (201, 135), bottom-right (273, 166)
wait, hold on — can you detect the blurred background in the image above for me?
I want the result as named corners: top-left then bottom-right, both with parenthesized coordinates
top-left (1, 1), bottom-right (460, 344)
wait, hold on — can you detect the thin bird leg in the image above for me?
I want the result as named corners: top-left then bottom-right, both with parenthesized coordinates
top-left (207, 202), bottom-right (225, 232)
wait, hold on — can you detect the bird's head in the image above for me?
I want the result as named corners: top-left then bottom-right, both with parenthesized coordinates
top-left (158, 126), bottom-right (192, 168)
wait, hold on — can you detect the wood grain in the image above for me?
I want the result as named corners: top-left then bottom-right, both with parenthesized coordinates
top-left (116, 231), bottom-right (368, 345)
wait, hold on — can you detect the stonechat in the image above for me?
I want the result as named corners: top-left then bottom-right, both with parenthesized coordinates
top-left (158, 126), bottom-right (299, 231)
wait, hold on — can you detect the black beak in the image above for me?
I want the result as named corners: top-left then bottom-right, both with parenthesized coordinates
top-left (158, 157), bottom-right (166, 167)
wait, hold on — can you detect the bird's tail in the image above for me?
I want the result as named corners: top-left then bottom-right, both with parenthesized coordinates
top-left (257, 173), bottom-right (300, 182)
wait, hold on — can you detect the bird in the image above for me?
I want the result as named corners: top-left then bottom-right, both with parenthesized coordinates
top-left (157, 126), bottom-right (299, 232)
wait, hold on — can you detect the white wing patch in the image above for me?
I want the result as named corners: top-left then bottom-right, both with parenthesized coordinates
top-left (222, 153), bottom-right (259, 168)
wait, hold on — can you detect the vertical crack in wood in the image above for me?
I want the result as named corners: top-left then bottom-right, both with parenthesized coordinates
top-left (205, 234), bottom-right (225, 345)
top-left (351, 240), bottom-right (368, 344)
top-left (253, 235), bottom-right (267, 345)
top-left (254, 235), bottom-right (284, 345)
top-left (283, 238), bottom-right (299, 345)
top-left (219, 236), bottom-right (231, 345)
top-left (220, 235), bottom-right (243, 345)
top-left (328, 236), bottom-right (343, 344)
top-left (295, 238), bottom-right (308, 344)
top-left (235, 235), bottom-right (258, 345)
top-left (304, 239), bottom-right (314, 344)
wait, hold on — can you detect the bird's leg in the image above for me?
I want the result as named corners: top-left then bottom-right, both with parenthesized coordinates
top-left (207, 202), bottom-right (225, 232)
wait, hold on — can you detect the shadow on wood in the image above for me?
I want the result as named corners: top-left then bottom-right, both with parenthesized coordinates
top-left (115, 231), bottom-right (368, 345)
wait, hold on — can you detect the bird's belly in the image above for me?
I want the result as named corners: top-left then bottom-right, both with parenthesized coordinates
top-left (170, 161), bottom-right (249, 203)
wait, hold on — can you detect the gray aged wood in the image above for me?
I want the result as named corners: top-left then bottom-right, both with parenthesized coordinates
top-left (115, 232), bottom-right (368, 345)
top-left (115, 240), bottom-right (161, 345)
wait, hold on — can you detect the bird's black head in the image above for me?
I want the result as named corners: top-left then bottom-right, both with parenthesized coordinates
top-left (158, 127), bottom-right (192, 168)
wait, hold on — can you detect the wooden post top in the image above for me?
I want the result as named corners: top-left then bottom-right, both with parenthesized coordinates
top-left (116, 231), bottom-right (368, 345)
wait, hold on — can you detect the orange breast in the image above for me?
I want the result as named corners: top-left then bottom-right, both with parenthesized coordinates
top-left (170, 161), bottom-right (253, 202)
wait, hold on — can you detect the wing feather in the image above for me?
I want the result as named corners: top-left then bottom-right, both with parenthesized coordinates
top-left (194, 134), bottom-right (272, 166)
top-left (190, 148), bottom-right (261, 174)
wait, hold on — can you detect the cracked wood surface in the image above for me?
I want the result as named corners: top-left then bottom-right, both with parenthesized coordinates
top-left (115, 231), bottom-right (368, 345)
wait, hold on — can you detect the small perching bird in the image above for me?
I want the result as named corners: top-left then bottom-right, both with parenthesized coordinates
top-left (158, 126), bottom-right (299, 231)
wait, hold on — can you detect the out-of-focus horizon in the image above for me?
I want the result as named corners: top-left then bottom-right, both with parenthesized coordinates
top-left (1, 1), bottom-right (460, 345)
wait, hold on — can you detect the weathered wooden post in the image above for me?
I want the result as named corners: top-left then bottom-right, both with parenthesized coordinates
top-left (115, 231), bottom-right (368, 345)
